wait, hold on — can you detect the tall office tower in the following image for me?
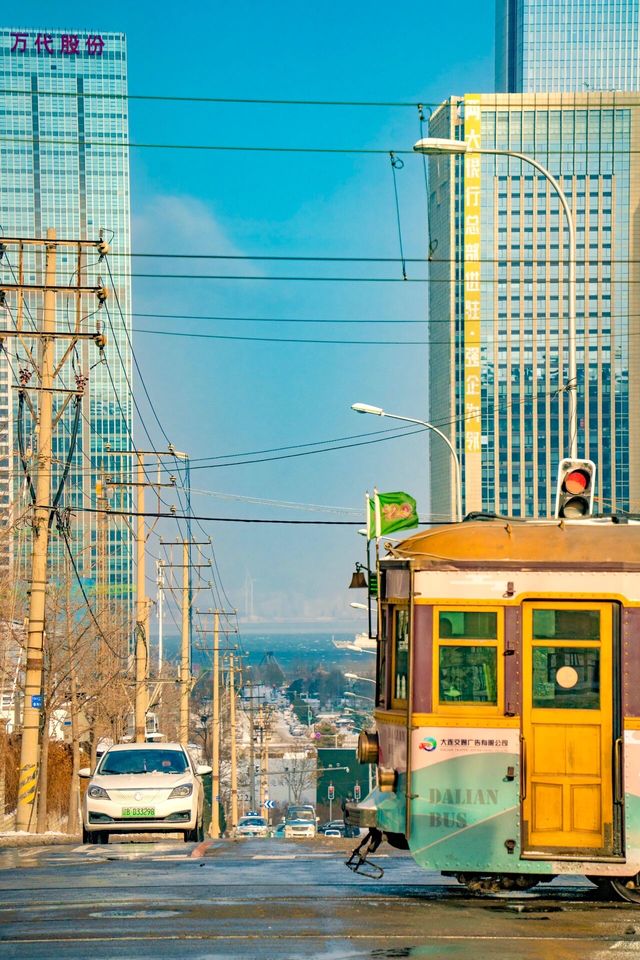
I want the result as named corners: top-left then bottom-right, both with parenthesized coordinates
top-left (496, 0), bottom-right (640, 92)
top-left (0, 29), bottom-right (133, 613)
top-left (427, 93), bottom-right (638, 521)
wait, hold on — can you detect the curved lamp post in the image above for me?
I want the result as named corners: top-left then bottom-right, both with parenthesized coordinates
top-left (351, 402), bottom-right (462, 522)
top-left (413, 137), bottom-right (578, 460)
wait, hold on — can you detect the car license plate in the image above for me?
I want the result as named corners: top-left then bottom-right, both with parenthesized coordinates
top-left (121, 807), bottom-right (155, 818)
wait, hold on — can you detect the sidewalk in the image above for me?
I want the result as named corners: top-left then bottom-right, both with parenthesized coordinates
top-left (0, 830), bottom-right (79, 847)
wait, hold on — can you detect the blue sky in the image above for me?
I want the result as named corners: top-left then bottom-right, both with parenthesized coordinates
top-left (16, 2), bottom-right (494, 629)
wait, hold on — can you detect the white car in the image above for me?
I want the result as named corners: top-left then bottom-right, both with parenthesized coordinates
top-left (237, 815), bottom-right (269, 837)
top-left (80, 742), bottom-right (211, 844)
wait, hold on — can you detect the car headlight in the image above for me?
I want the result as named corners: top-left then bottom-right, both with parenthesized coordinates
top-left (88, 784), bottom-right (110, 800)
top-left (168, 783), bottom-right (193, 799)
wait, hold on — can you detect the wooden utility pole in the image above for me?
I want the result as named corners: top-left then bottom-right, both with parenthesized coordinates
top-left (160, 539), bottom-right (210, 744)
top-left (229, 652), bottom-right (238, 834)
top-left (196, 608), bottom-right (235, 838)
top-left (248, 680), bottom-right (256, 811)
top-left (107, 452), bottom-right (177, 743)
top-left (211, 610), bottom-right (221, 838)
top-left (11, 230), bottom-right (104, 832)
top-left (134, 452), bottom-right (148, 743)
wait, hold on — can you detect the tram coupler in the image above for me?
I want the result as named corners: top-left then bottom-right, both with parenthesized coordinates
top-left (345, 827), bottom-right (384, 880)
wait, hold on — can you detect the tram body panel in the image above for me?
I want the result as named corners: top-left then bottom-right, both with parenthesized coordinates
top-left (408, 725), bottom-right (525, 874)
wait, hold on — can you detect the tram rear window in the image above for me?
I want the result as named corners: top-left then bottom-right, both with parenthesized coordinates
top-left (439, 647), bottom-right (498, 704)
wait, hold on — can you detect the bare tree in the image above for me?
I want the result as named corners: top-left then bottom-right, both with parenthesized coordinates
top-left (278, 752), bottom-right (317, 804)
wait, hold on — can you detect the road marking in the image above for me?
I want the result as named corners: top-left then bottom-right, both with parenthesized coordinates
top-left (252, 854), bottom-right (296, 860)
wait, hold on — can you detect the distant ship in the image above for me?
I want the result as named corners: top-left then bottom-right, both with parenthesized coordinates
top-left (332, 632), bottom-right (376, 654)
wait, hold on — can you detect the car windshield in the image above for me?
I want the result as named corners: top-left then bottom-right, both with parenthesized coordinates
top-left (240, 818), bottom-right (265, 826)
top-left (98, 749), bottom-right (188, 775)
top-left (287, 806), bottom-right (314, 820)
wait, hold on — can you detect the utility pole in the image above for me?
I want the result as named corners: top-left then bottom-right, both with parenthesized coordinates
top-left (257, 706), bottom-right (272, 816)
top-left (160, 539), bottom-right (210, 744)
top-left (106, 451), bottom-right (177, 743)
top-left (157, 560), bottom-right (164, 672)
top-left (228, 652), bottom-right (239, 834)
top-left (197, 608), bottom-right (235, 838)
top-left (248, 679), bottom-right (256, 811)
top-left (8, 230), bottom-right (106, 832)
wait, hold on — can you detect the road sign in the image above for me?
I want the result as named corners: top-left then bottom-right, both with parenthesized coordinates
top-left (264, 799), bottom-right (277, 809)
top-left (31, 695), bottom-right (43, 709)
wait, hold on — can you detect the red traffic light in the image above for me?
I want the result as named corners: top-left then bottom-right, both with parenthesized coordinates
top-left (564, 469), bottom-right (590, 495)
top-left (554, 458), bottom-right (596, 519)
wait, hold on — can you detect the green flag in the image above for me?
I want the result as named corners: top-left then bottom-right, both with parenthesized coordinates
top-left (371, 490), bottom-right (418, 537)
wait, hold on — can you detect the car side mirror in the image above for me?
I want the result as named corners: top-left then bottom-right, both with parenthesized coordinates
top-left (78, 767), bottom-right (92, 779)
top-left (196, 764), bottom-right (212, 776)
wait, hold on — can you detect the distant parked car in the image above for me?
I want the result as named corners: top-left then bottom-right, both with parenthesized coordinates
top-left (272, 821), bottom-right (286, 838)
top-left (80, 742), bottom-right (211, 844)
top-left (237, 815), bottom-right (269, 838)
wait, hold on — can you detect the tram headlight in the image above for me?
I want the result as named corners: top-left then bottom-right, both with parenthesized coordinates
top-left (357, 730), bottom-right (379, 765)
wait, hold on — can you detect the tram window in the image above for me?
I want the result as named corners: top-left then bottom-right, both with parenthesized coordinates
top-left (377, 607), bottom-right (389, 707)
top-left (533, 609), bottom-right (600, 640)
top-left (393, 608), bottom-right (409, 704)
top-left (532, 647), bottom-right (600, 709)
top-left (439, 611), bottom-right (497, 639)
top-left (438, 646), bottom-right (498, 704)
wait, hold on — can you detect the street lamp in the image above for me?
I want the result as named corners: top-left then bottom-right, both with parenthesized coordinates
top-left (344, 690), bottom-right (375, 703)
top-left (351, 402), bottom-right (462, 522)
top-left (345, 672), bottom-right (375, 685)
top-left (413, 137), bottom-right (578, 460)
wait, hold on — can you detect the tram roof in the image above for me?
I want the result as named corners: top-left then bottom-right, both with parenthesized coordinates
top-left (387, 517), bottom-right (640, 568)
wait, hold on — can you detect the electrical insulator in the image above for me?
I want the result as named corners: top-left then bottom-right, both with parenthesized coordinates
top-left (97, 287), bottom-right (109, 304)
top-left (97, 240), bottom-right (110, 257)
top-left (94, 333), bottom-right (107, 349)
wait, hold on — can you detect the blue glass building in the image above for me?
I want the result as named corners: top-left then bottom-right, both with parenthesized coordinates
top-left (0, 28), bottom-right (133, 611)
top-left (496, 0), bottom-right (640, 92)
top-left (427, 93), bottom-right (637, 520)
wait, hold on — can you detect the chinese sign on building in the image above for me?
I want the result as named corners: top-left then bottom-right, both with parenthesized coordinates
top-left (10, 33), bottom-right (105, 56)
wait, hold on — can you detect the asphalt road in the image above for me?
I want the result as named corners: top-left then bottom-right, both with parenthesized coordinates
top-left (1, 836), bottom-right (640, 959)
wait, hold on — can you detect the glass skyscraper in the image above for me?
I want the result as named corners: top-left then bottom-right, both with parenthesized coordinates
top-left (427, 93), bottom-right (637, 521)
top-left (0, 28), bottom-right (133, 610)
top-left (496, 0), bottom-right (640, 92)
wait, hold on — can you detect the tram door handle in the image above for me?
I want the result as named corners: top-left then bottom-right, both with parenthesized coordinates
top-left (614, 737), bottom-right (624, 804)
top-left (520, 736), bottom-right (527, 802)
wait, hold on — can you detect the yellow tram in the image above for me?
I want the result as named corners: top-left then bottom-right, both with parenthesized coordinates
top-left (348, 515), bottom-right (640, 901)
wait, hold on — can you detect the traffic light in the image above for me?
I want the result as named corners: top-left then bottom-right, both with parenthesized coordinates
top-left (554, 458), bottom-right (596, 519)
top-left (328, 783), bottom-right (335, 800)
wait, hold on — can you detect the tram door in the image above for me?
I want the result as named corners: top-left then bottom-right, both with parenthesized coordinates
top-left (521, 603), bottom-right (615, 856)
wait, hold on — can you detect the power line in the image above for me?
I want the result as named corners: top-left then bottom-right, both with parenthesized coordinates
top-left (0, 88), bottom-right (428, 108)
top-left (133, 327), bottom-right (428, 345)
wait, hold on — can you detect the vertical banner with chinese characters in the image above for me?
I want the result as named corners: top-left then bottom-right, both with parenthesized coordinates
top-left (463, 95), bottom-right (482, 509)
